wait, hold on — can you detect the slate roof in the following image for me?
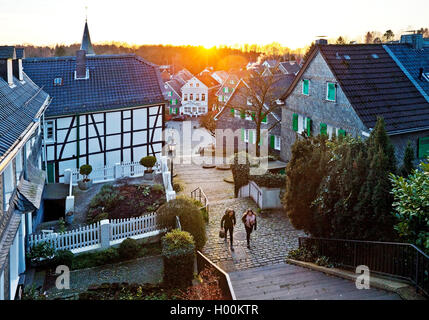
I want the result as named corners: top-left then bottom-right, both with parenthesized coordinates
top-left (283, 44), bottom-right (429, 133)
top-left (279, 61), bottom-right (301, 75)
top-left (15, 48), bottom-right (25, 59)
top-left (197, 74), bottom-right (220, 89)
top-left (0, 73), bottom-right (49, 158)
top-left (23, 54), bottom-right (166, 117)
top-left (0, 46), bottom-right (16, 59)
top-left (385, 44), bottom-right (429, 100)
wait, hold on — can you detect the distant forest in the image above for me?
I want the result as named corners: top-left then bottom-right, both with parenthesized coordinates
top-left (19, 43), bottom-right (303, 75)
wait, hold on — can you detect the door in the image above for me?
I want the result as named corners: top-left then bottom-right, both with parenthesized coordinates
top-left (47, 162), bottom-right (55, 183)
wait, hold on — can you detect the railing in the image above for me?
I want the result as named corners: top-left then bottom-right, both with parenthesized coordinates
top-left (28, 214), bottom-right (161, 254)
top-left (196, 250), bottom-right (236, 300)
top-left (28, 222), bottom-right (101, 252)
top-left (298, 237), bottom-right (429, 296)
top-left (191, 187), bottom-right (210, 221)
top-left (110, 213), bottom-right (158, 241)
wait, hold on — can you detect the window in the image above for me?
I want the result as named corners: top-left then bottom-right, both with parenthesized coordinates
top-left (202, 94), bottom-right (206, 101)
top-left (326, 83), bottom-right (336, 101)
top-left (196, 94), bottom-right (200, 101)
top-left (302, 79), bottom-right (309, 95)
top-left (53, 77), bottom-right (63, 86)
top-left (320, 123), bottom-right (328, 136)
top-left (170, 99), bottom-right (177, 106)
top-left (292, 113), bottom-right (298, 132)
top-left (418, 136), bottom-right (429, 158)
top-left (230, 80), bottom-right (235, 85)
top-left (261, 113), bottom-right (267, 123)
top-left (190, 83), bottom-right (193, 87)
top-left (218, 95), bottom-right (223, 102)
top-left (274, 136), bottom-right (281, 150)
top-left (15, 149), bottom-right (23, 184)
top-left (235, 109), bottom-right (241, 118)
top-left (244, 129), bottom-right (249, 143)
top-left (184, 94), bottom-right (188, 101)
top-left (196, 83), bottom-right (199, 87)
top-left (3, 163), bottom-right (14, 211)
top-left (190, 94), bottom-right (194, 101)
top-left (245, 112), bottom-right (252, 121)
top-left (198, 107), bottom-right (205, 113)
top-left (43, 120), bottom-right (55, 142)
top-left (223, 87), bottom-right (229, 93)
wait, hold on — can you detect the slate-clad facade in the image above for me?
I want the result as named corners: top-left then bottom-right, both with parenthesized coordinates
top-left (0, 46), bottom-right (50, 300)
top-left (280, 41), bottom-right (429, 162)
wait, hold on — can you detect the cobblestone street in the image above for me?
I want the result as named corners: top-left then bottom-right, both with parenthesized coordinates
top-left (174, 158), bottom-right (306, 273)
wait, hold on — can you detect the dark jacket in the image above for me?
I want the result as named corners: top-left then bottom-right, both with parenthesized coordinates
top-left (242, 213), bottom-right (257, 231)
top-left (221, 212), bottom-right (236, 229)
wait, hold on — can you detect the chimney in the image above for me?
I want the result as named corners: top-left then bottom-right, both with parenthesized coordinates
top-left (13, 48), bottom-right (25, 82)
top-left (0, 46), bottom-right (16, 86)
top-left (400, 33), bottom-right (423, 50)
top-left (315, 39), bottom-right (328, 45)
top-left (75, 50), bottom-right (88, 79)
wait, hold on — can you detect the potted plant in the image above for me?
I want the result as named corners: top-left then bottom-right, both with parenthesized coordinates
top-left (140, 156), bottom-right (157, 180)
top-left (65, 211), bottom-right (74, 225)
top-left (78, 164), bottom-right (93, 190)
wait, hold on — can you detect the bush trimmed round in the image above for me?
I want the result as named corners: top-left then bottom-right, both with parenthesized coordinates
top-left (139, 156), bottom-right (157, 170)
top-left (157, 198), bottom-right (207, 250)
top-left (118, 238), bottom-right (140, 260)
top-left (162, 230), bottom-right (195, 288)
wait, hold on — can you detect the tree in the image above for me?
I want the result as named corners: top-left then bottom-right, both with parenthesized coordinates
top-left (373, 37), bottom-right (382, 44)
top-left (233, 70), bottom-right (284, 156)
top-left (54, 45), bottom-right (66, 57)
top-left (399, 141), bottom-right (415, 177)
top-left (199, 111), bottom-right (217, 137)
top-left (336, 36), bottom-right (346, 45)
top-left (417, 28), bottom-right (429, 37)
top-left (390, 159), bottom-right (429, 253)
top-left (365, 32), bottom-right (374, 44)
top-left (383, 30), bottom-right (395, 42)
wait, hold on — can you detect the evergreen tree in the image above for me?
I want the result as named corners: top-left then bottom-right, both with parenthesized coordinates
top-left (399, 141), bottom-right (415, 177)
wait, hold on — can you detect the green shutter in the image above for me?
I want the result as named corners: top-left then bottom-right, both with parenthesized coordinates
top-left (320, 123), bottom-right (328, 136)
top-left (241, 128), bottom-right (245, 141)
top-left (240, 110), bottom-right (245, 119)
top-left (327, 83), bottom-right (336, 101)
top-left (303, 79), bottom-right (309, 95)
top-left (249, 130), bottom-right (254, 144)
top-left (292, 113), bottom-right (298, 131)
top-left (262, 113), bottom-right (267, 123)
top-left (251, 112), bottom-right (256, 121)
top-left (175, 107), bottom-right (179, 114)
top-left (338, 129), bottom-right (346, 137)
top-left (418, 137), bottom-right (429, 158)
top-left (306, 118), bottom-right (312, 136)
top-left (270, 135), bottom-right (275, 148)
top-left (47, 162), bottom-right (55, 183)
top-left (230, 108), bottom-right (234, 116)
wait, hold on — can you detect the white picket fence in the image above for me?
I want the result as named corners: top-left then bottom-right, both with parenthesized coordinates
top-left (28, 213), bottom-right (161, 254)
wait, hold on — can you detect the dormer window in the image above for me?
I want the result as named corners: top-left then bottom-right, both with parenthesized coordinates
top-left (371, 54), bottom-right (379, 59)
top-left (53, 77), bottom-right (63, 86)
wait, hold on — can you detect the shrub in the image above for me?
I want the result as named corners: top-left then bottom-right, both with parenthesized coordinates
top-left (27, 242), bottom-right (55, 261)
top-left (152, 184), bottom-right (165, 193)
top-left (249, 172), bottom-right (286, 188)
top-left (118, 238), bottom-right (141, 260)
top-left (157, 198), bottom-right (207, 250)
top-left (80, 164), bottom-right (93, 181)
top-left (53, 250), bottom-right (74, 267)
top-left (162, 230), bottom-right (195, 288)
top-left (173, 182), bottom-right (183, 192)
top-left (140, 156), bottom-right (157, 171)
top-left (93, 248), bottom-right (120, 266)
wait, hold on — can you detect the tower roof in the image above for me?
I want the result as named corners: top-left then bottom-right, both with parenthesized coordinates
top-left (80, 21), bottom-right (95, 55)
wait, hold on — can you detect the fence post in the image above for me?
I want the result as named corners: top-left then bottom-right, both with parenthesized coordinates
top-left (114, 163), bottom-right (121, 179)
top-left (64, 169), bottom-right (71, 185)
top-left (100, 219), bottom-right (111, 249)
top-left (65, 196), bottom-right (75, 214)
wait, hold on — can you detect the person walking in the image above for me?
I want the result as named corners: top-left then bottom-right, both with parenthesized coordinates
top-left (242, 209), bottom-right (257, 249)
top-left (221, 208), bottom-right (236, 251)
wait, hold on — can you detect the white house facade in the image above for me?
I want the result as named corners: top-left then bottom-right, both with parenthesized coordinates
top-left (180, 76), bottom-right (209, 116)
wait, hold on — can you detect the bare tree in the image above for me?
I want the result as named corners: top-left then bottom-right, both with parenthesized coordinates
top-left (233, 70), bottom-right (283, 157)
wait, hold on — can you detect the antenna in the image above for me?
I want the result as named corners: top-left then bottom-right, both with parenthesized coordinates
top-left (85, 5), bottom-right (88, 22)
top-left (405, 30), bottom-right (417, 34)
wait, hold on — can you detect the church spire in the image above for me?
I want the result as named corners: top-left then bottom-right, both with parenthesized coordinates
top-left (80, 18), bottom-right (95, 56)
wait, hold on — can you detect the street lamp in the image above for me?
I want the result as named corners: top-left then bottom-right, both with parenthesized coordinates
top-left (168, 141), bottom-right (176, 185)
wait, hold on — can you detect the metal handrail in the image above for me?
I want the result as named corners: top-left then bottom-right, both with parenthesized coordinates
top-left (298, 237), bottom-right (429, 296)
top-left (191, 187), bottom-right (210, 221)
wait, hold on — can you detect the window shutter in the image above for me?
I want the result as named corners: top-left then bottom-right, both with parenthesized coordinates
top-left (175, 107), bottom-right (179, 114)
top-left (303, 79), bottom-right (309, 95)
top-left (306, 118), bottom-right (312, 136)
top-left (241, 128), bottom-right (245, 141)
top-left (249, 130), bottom-right (254, 144)
top-left (230, 108), bottom-right (234, 116)
top-left (240, 110), bottom-right (245, 119)
top-left (251, 112), bottom-right (256, 121)
top-left (320, 123), bottom-right (328, 136)
top-left (327, 83), bottom-right (336, 101)
top-left (418, 137), bottom-right (429, 158)
top-left (292, 113), bottom-right (298, 131)
top-left (262, 113), bottom-right (267, 123)
top-left (270, 135), bottom-right (275, 148)
top-left (338, 129), bottom-right (346, 137)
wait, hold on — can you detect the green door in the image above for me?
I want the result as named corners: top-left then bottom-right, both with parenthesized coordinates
top-left (47, 162), bottom-right (55, 183)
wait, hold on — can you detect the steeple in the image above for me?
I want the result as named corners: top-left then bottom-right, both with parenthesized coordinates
top-left (80, 19), bottom-right (95, 56)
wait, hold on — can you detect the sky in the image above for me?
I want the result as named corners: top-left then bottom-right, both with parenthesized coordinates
top-left (0, 0), bottom-right (428, 49)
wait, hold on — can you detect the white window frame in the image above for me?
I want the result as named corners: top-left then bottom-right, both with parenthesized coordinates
top-left (244, 129), bottom-right (249, 143)
top-left (274, 135), bottom-right (281, 150)
top-left (183, 94), bottom-right (188, 101)
top-left (326, 82), bottom-right (337, 102)
top-left (297, 115), bottom-right (305, 134)
top-left (44, 120), bottom-right (55, 143)
top-left (3, 163), bottom-right (14, 212)
top-left (15, 149), bottom-right (23, 185)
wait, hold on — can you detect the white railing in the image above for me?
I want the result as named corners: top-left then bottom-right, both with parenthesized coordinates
top-left (28, 222), bottom-right (101, 253)
top-left (110, 213), bottom-right (158, 241)
top-left (28, 213), bottom-right (161, 254)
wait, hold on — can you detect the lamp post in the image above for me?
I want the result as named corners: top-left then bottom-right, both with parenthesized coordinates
top-left (168, 141), bottom-right (176, 185)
